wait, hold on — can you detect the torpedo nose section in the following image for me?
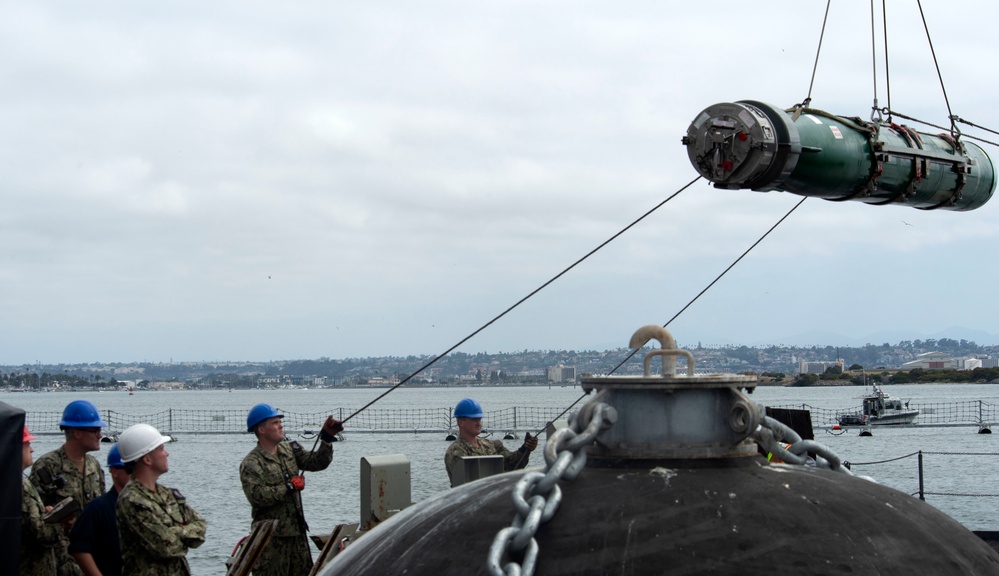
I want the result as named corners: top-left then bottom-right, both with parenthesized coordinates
top-left (683, 100), bottom-right (996, 211)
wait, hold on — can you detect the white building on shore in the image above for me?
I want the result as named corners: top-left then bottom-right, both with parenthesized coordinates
top-left (901, 351), bottom-right (957, 370)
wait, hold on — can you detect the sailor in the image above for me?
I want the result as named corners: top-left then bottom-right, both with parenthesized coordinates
top-left (29, 399), bottom-right (108, 576)
top-left (115, 423), bottom-right (206, 575)
top-left (239, 403), bottom-right (343, 576)
top-left (21, 425), bottom-right (63, 576)
top-left (444, 398), bottom-right (538, 487)
top-left (69, 443), bottom-right (127, 576)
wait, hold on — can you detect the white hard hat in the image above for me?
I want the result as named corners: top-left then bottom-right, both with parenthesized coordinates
top-left (118, 423), bottom-right (171, 463)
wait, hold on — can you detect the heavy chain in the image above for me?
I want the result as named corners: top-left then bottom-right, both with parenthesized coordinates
top-left (487, 396), bottom-right (617, 576)
top-left (751, 407), bottom-right (852, 474)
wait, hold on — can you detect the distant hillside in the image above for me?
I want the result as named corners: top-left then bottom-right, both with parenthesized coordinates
top-left (3, 337), bottom-right (999, 390)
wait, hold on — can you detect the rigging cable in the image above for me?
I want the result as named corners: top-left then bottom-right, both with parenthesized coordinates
top-left (792, 0), bottom-right (831, 121)
top-left (337, 176), bottom-right (702, 425)
top-left (869, 0), bottom-right (883, 125)
top-left (875, 2), bottom-right (999, 149)
top-left (607, 196), bottom-right (810, 376)
top-left (884, 110), bottom-right (999, 149)
top-left (512, 196), bottom-right (811, 464)
top-left (915, 0), bottom-right (960, 140)
top-left (880, 0), bottom-right (891, 123)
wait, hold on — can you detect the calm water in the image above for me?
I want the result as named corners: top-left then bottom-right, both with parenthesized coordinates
top-left (6, 383), bottom-right (999, 575)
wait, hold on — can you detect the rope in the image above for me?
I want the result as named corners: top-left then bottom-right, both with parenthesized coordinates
top-left (848, 452), bottom-right (919, 466)
top-left (608, 196), bottom-right (809, 375)
top-left (339, 177), bottom-right (700, 424)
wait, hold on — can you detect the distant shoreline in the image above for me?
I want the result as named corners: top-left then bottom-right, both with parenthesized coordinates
top-left (6, 379), bottom-right (998, 395)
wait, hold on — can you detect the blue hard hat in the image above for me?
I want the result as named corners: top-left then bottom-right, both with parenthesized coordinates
top-left (107, 444), bottom-right (124, 468)
top-left (247, 403), bottom-right (283, 431)
top-left (454, 398), bottom-right (484, 419)
top-left (59, 400), bottom-right (108, 428)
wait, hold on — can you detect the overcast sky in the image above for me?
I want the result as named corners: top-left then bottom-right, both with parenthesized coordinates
top-left (2, 1), bottom-right (997, 365)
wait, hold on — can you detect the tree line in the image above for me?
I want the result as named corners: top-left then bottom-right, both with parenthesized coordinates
top-left (789, 365), bottom-right (999, 386)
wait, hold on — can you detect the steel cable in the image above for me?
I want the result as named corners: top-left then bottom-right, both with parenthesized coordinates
top-left (608, 196), bottom-right (809, 375)
top-left (340, 176), bottom-right (701, 424)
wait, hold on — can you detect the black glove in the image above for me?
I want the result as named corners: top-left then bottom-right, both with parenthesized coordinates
top-left (319, 416), bottom-right (344, 442)
top-left (521, 432), bottom-right (538, 452)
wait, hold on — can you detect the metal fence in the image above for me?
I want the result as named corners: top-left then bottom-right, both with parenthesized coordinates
top-left (769, 400), bottom-right (999, 428)
top-left (25, 405), bottom-right (570, 435)
top-left (27, 399), bottom-right (999, 435)
top-left (849, 450), bottom-right (999, 500)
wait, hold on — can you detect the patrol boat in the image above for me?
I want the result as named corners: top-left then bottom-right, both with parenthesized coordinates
top-left (317, 326), bottom-right (999, 575)
top-left (836, 383), bottom-right (919, 427)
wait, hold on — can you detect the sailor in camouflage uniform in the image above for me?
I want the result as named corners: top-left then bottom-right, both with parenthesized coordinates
top-left (115, 424), bottom-right (206, 576)
top-left (29, 400), bottom-right (107, 576)
top-left (22, 425), bottom-right (63, 576)
top-left (240, 403), bottom-right (342, 576)
top-left (445, 398), bottom-right (538, 487)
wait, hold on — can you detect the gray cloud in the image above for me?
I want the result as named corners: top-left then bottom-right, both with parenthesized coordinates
top-left (2, 1), bottom-right (997, 363)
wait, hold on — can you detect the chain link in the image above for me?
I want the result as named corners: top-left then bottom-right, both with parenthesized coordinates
top-left (751, 408), bottom-right (852, 474)
top-left (487, 397), bottom-right (616, 576)
top-left (487, 396), bottom-right (850, 575)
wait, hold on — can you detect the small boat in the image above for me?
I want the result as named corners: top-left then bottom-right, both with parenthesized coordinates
top-left (837, 383), bottom-right (919, 426)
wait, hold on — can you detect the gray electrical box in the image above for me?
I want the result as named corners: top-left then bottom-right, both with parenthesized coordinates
top-left (360, 454), bottom-right (411, 530)
top-left (451, 455), bottom-right (504, 487)
top-left (546, 419), bottom-right (569, 438)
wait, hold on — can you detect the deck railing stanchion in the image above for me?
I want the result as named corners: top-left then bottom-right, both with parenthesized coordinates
top-left (917, 450), bottom-right (925, 501)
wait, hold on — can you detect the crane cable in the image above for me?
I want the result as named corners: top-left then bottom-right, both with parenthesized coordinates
top-left (870, 0), bottom-right (884, 126)
top-left (797, 0), bottom-right (997, 146)
top-left (879, 0), bottom-right (999, 144)
top-left (791, 0), bottom-right (831, 121)
top-left (914, 0), bottom-right (960, 140)
top-left (605, 196), bottom-right (809, 376)
top-left (342, 0), bottom-right (830, 429)
top-left (511, 195), bottom-right (811, 468)
top-left (337, 1), bottom-right (996, 440)
top-left (336, 176), bottom-right (702, 426)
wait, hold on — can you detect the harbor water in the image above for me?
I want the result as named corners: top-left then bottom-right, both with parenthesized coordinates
top-left (7, 383), bottom-right (999, 575)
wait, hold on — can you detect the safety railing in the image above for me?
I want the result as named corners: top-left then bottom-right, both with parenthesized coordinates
top-left (24, 406), bottom-right (569, 435)
top-left (769, 400), bottom-right (999, 428)
top-left (848, 450), bottom-right (999, 501)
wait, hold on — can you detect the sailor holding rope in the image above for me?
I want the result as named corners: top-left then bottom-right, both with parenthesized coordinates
top-left (239, 403), bottom-right (343, 576)
top-left (444, 398), bottom-right (538, 487)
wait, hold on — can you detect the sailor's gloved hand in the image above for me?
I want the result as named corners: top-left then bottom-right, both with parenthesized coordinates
top-left (522, 432), bottom-right (538, 452)
top-left (319, 416), bottom-right (344, 442)
top-left (287, 475), bottom-right (305, 492)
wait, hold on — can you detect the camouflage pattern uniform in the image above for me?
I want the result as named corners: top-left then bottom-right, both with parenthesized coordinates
top-left (115, 481), bottom-right (207, 576)
top-left (21, 477), bottom-right (62, 576)
top-left (29, 446), bottom-right (105, 576)
top-left (239, 440), bottom-right (333, 576)
top-left (445, 436), bottom-right (529, 486)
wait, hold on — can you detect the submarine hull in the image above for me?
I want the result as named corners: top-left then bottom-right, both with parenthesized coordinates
top-left (319, 457), bottom-right (999, 575)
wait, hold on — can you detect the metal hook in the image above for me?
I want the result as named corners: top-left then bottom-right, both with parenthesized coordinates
top-left (628, 325), bottom-right (677, 377)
